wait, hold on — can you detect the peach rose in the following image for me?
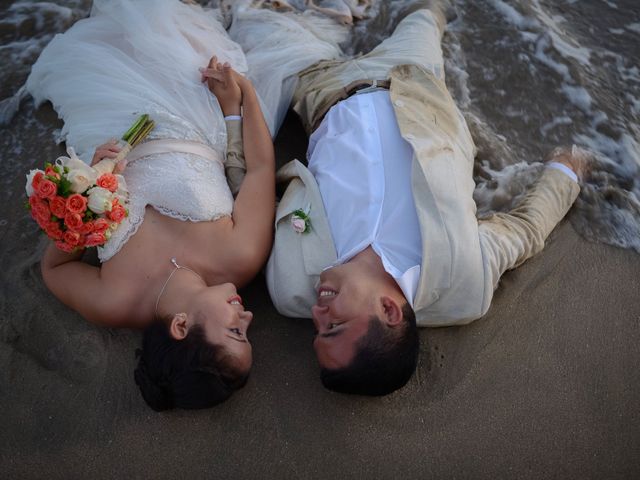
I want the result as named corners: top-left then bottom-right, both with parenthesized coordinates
top-left (36, 179), bottom-right (57, 200)
top-left (93, 218), bottom-right (110, 234)
top-left (55, 240), bottom-right (75, 253)
top-left (50, 196), bottom-right (67, 218)
top-left (66, 193), bottom-right (88, 215)
top-left (45, 221), bottom-right (64, 241)
top-left (97, 173), bottom-right (118, 193)
top-left (63, 230), bottom-right (81, 247)
top-left (64, 212), bottom-right (84, 232)
top-left (108, 204), bottom-right (126, 223)
top-left (85, 232), bottom-right (106, 247)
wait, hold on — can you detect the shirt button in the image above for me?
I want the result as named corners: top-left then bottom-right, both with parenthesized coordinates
top-left (394, 99), bottom-right (404, 108)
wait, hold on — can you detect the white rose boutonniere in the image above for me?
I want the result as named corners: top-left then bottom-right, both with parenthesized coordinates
top-left (291, 208), bottom-right (311, 234)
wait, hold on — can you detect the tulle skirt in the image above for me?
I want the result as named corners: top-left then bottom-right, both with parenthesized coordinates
top-left (26, 0), bottom-right (248, 162)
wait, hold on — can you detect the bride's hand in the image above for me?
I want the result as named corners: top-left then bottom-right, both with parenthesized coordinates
top-left (200, 56), bottom-right (246, 116)
top-left (91, 139), bottom-right (121, 166)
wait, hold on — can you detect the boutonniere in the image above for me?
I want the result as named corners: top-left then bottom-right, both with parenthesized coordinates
top-left (291, 208), bottom-right (311, 234)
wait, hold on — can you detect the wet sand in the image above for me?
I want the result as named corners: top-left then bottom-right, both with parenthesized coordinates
top-left (0, 109), bottom-right (639, 479)
top-left (1, 0), bottom-right (640, 477)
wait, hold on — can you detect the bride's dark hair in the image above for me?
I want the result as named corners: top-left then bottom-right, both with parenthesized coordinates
top-left (134, 321), bottom-right (249, 411)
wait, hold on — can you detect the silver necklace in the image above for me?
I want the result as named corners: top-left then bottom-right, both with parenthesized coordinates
top-left (154, 257), bottom-right (203, 318)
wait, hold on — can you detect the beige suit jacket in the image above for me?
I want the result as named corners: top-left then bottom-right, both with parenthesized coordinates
top-left (266, 65), bottom-right (580, 327)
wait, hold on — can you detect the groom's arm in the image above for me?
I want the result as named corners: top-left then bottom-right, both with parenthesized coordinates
top-left (224, 118), bottom-right (246, 196)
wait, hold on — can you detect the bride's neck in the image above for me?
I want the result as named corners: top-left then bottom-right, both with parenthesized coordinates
top-left (155, 269), bottom-right (206, 320)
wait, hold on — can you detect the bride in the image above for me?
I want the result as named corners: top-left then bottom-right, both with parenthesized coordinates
top-left (26, 0), bottom-right (278, 411)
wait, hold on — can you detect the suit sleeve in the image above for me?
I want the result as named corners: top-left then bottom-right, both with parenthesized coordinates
top-left (478, 168), bottom-right (580, 312)
top-left (224, 119), bottom-right (246, 196)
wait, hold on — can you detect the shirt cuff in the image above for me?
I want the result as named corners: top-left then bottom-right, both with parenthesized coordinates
top-left (224, 115), bottom-right (242, 122)
top-left (547, 162), bottom-right (578, 183)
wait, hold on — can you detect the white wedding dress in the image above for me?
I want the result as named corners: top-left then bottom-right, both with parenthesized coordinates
top-left (26, 0), bottom-right (250, 261)
top-left (25, 0), bottom-right (347, 262)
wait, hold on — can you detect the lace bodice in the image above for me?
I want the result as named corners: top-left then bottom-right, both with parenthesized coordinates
top-left (97, 103), bottom-right (234, 263)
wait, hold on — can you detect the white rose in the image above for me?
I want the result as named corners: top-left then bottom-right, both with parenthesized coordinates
top-left (56, 147), bottom-right (98, 193)
top-left (291, 215), bottom-right (307, 234)
top-left (87, 187), bottom-right (114, 214)
top-left (66, 169), bottom-right (96, 194)
top-left (25, 169), bottom-right (44, 196)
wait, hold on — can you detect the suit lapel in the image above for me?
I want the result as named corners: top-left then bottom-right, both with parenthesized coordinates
top-left (389, 65), bottom-right (457, 308)
top-left (276, 160), bottom-right (337, 276)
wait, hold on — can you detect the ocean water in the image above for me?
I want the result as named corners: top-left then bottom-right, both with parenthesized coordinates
top-left (1, 0), bottom-right (639, 252)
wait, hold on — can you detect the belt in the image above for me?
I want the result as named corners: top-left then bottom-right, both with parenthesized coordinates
top-left (126, 139), bottom-right (223, 166)
top-left (308, 79), bottom-right (392, 132)
top-left (342, 79), bottom-right (391, 99)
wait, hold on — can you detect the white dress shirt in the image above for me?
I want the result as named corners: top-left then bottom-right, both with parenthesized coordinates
top-left (307, 90), bottom-right (578, 307)
top-left (308, 90), bottom-right (423, 305)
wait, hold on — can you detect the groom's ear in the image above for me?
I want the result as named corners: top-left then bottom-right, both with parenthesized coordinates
top-left (168, 313), bottom-right (190, 340)
top-left (380, 296), bottom-right (404, 328)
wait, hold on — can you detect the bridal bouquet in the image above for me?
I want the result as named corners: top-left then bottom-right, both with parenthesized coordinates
top-left (25, 114), bottom-right (155, 252)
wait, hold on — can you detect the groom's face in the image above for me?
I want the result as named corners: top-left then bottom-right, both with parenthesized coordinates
top-left (311, 265), bottom-right (378, 369)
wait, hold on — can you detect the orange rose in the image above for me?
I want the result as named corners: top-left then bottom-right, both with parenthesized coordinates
top-left (50, 196), bottom-right (67, 218)
top-left (31, 209), bottom-right (48, 230)
top-left (32, 201), bottom-right (51, 224)
top-left (93, 218), bottom-right (110, 234)
top-left (45, 221), bottom-right (64, 241)
top-left (31, 171), bottom-right (44, 191)
top-left (45, 166), bottom-right (61, 180)
top-left (29, 195), bottom-right (43, 209)
top-left (80, 220), bottom-right (95, 234)
top-left (85, 231), bottom-right (106, 247)
top-left (36, 179), bottom-right (57, 200)
top-left (108, 204), bottom-right (126, 223)
top-left (55, 240), bottom-right (75, 253)
top-left (66, 193), bottom-right (88, 214)
top-left (63, 230), bottom-right (81, 247)
top-left (64, 212), bottom-right (84, 232)
top-left (97, 173), bottom-right (118, 193)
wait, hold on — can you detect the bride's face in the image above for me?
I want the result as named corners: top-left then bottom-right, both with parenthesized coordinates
top-left (193, 283), bottom-right (253, 372)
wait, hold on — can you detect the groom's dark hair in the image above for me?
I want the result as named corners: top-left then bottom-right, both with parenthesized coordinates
top-left (134, 321), bottom-right (249, 411)
top-left (320, 303), bottom-right (419, 396)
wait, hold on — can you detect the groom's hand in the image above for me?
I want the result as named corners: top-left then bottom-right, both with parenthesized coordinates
top-left (546, 145), bottom-right (591, 181)
top-left (200, 55), bottom-right (244, 116)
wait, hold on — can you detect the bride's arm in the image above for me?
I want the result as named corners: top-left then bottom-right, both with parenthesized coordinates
top-left (41, 244), bottom-right (128, 326)
top-left (201, 60), bottom-right (275, 279)
top-left (227, 79), bottom-right (275, 280)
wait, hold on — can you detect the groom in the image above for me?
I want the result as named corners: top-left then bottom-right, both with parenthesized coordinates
top-left (229, 2), bottom-right (583, 395)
